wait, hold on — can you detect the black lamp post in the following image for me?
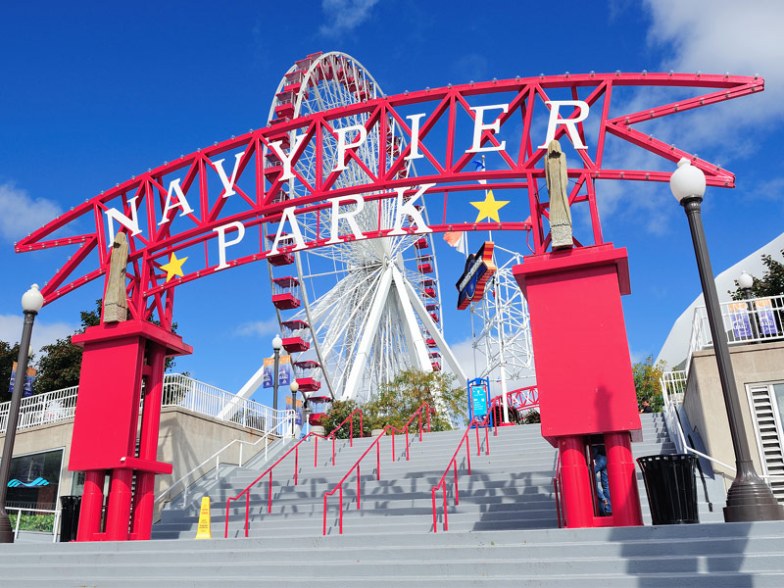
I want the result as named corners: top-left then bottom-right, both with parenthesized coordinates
top-left (290, 379), bottom-right (300, 438)
top-left (272, 334), bottom-right (282, 413)
top-left (671, 158), bottom-right (784, 522)
top-left (0, 284), bottom-right (45, 543)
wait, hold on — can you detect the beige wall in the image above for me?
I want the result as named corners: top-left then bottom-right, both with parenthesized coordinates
top-left (0, 408), bottom-right (277, 512)
top-left (683, 340), bottom-right (784, 487)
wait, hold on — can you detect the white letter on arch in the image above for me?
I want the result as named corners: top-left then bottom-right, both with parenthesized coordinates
top-left (538, 100), bottom-right (590, 150)
top-left (159, 178), bottom-right (195, 225)
top-left (388, 183), bottom-right (435, 236)
top-left (269, 206), bottom-right (307, 255)
top-left (214, 151), bottom-right (245, 198)
top-left (105, 196), bottom-right (142, 243)
top-left (268, 134), bottom-right (307, 182)
top-left (213, 221), bottom-right (245, 270)
top-left (467, 104), bottom-right (509, 153)
top-left (404, 113), bottom-right (426, 161)
top-left (326, 196), bottom-right (367, 245)
top-left (332, 124), bottom-right (368, 172)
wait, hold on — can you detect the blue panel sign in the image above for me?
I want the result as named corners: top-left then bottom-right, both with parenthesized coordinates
top-left (467, 377), bottom-right (491, 426)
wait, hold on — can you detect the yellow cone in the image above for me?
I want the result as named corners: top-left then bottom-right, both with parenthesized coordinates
top-left (195, 496), bottom-right (212, 540)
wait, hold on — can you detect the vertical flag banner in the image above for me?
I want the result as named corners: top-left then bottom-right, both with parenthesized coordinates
top-left (756, 298), bottom-right (779, 337)
top-left (262, 355), bottom-right (292, 388)
top-left (729, 302), bottom-right (753, 339)
top-left (9, 362), bottom-right (37, 398)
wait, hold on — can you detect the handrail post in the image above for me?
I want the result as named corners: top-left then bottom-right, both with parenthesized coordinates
top-left (466, 435), bottom-right (472, 475)
top-left (376, 442), bottom-right (381, 480)
top-left (453, 460), bottom-right (460, 506)
top-left (391, 429), bottom-right (396, 459)
top-left (322, 494), bottom-right (328, 536)
top-left (443, 488), bottom-right (449, 532)
top-left (244, 493), bottom-right (250, 538)
top-left (405, 429), bottom-right (410, 461)
top-left (339, 487), bottom-right (344, 534)
top-left (356, 465), bottom-right (361, 510)
top-left (224, 499), bottom-right (231, 538)
top-left (294, 446), bottom-right (299, 485)
top-left (431, 488), bottom-right (438, 533)
top-left (314, 436), bottom-right (319, 468)
top-left (267, 471), bottom-right (273, 513)
top-left (332, 436), bottom-right (336, 466)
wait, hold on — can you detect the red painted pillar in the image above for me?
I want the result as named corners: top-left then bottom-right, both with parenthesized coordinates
top-left (605, 432), bottom-right (643, 526)
top-left (132, 343), bottom-right (167, 539)
top-left (513, 245), bottom-right (643, 529)
top-left (104, 469), bottom-right (134, 540)
top-left (558, 436), bottom-right (594, 528)
top-left (76, 470), bottom-right (105, 541)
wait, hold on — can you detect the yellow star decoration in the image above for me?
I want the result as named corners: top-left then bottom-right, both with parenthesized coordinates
top-left (160, 252), bottom-right (188, 282)
top-left (470, 190), bottom-right (510, 223)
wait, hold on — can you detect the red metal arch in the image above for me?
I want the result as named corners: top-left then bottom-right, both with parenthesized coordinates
top-left (16, 72), bottom-right (763, 326)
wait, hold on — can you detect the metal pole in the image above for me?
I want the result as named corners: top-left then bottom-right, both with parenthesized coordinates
top-left (0, 310), bottom-right (38, 543)
top-left (741, 286), bottom-right (760, 341)
top-left (272, 348), bottom-right (280, 413)
top-left (681, 197), bottom-right (783, 522)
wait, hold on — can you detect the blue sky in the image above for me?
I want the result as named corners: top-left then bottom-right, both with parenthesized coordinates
top-left (1, 1), bottom-right (783, 402)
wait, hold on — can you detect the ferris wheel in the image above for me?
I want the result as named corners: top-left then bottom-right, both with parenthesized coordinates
top-left (256, 52), bottom-right (462, 406)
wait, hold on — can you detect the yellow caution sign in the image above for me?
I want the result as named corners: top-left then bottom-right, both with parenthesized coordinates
top-left (195, 496), bottom-right (212, 540)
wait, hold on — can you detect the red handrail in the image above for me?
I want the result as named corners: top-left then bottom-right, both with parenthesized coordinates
top-left (224, 408), bottom-right (364, 538)
top-left (322, 402), bottom-right (436, 536)
top-left (430, 416), bottom-right (496, 533)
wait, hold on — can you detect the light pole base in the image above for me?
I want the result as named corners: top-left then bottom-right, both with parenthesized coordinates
top-left (723, 477), bottom-right (784, 522)
top-left (0, 512), bottom-right (15, 543)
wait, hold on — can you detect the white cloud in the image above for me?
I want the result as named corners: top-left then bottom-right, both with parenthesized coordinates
top-left (234, 318), bottom-right (280, 338)
top-left (319, 0), bottom-right (380, 37)
top-left (645, 1), bottom-right (784, 124)
top-left (0, 314), bottom-right (76, 356)
top-left (0, 183), bottom-right (62, 243)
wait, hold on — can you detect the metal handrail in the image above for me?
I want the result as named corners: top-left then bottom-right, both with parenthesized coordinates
top-left (322, 402), bottom-right (436, 536)
top-left (155, 412), bottom-right (294, 509)
top-left (7, 505), bottom-right (58, 543)
top-left (224, 407), bottom-right (364, 538)
top-left (431, 416), bottom-right (495, 533)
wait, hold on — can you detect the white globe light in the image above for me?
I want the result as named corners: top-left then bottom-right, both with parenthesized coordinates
top-left (272, 334), bottom-right (283, 351)
top-left (738, 271), bottom-right (754, 290)
top-left (290, 380), bottom-right (299, 393)
top-left (669, 158), bottom-right (707, 203)
top-left (21, 284), bottom-right (44, 313)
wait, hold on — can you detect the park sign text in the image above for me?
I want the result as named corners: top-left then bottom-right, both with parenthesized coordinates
top-left (102, 100), bottom-right (590, 272)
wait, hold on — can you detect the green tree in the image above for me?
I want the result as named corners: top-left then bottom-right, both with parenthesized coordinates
top-left (318, 399), bottom-right (368, 439)
top-left (0, 341), bottom-right (23, 403)
top-left (33, 303), bottom-right (100, 394)
top-left (632, 356), bottom-right (665, 412)
top-left (364, 369), bottom-right (466, 432)
top-left (730, 249), bottom-right (784, 299)
top-left (34, 300), bottom-right (180, 395)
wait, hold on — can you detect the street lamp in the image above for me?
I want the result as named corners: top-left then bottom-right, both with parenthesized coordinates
top-left (272, 334), bottom-right (282, 413)
top-left (290, 380), bottom-right (300, 438)
top-left (670, 158), bottom-right (784, 522)
top-left (0, 284), bottom-right (45, 543)
top-left (737, 271), bottom-right (759, 340)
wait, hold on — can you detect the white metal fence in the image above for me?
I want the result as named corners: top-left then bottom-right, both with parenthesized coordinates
top-left (688, 294), bottom-right (784, 357)
top-left (0, 374), bottom-right (287, 436)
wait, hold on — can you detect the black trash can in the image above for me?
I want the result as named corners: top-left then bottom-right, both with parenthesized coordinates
top-left (636, 454), bottom-right (699, 525)
top-left (59, 495), bottom-right (81, 542)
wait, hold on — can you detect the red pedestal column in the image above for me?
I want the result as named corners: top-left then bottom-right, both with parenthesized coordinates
top-left (76, 471), bottom-right (105, 541)
top-left (558, 436), bottom-right (595, 528)
top-left (69, 320), bottom-right (191, 541)
top-left (513, 244), bottom-right (642, 529)
top-left (605, 432), bottom-right (643, 527)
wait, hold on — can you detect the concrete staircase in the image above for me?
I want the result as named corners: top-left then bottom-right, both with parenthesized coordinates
top-left (1, 413), bottom-right (772, 586)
